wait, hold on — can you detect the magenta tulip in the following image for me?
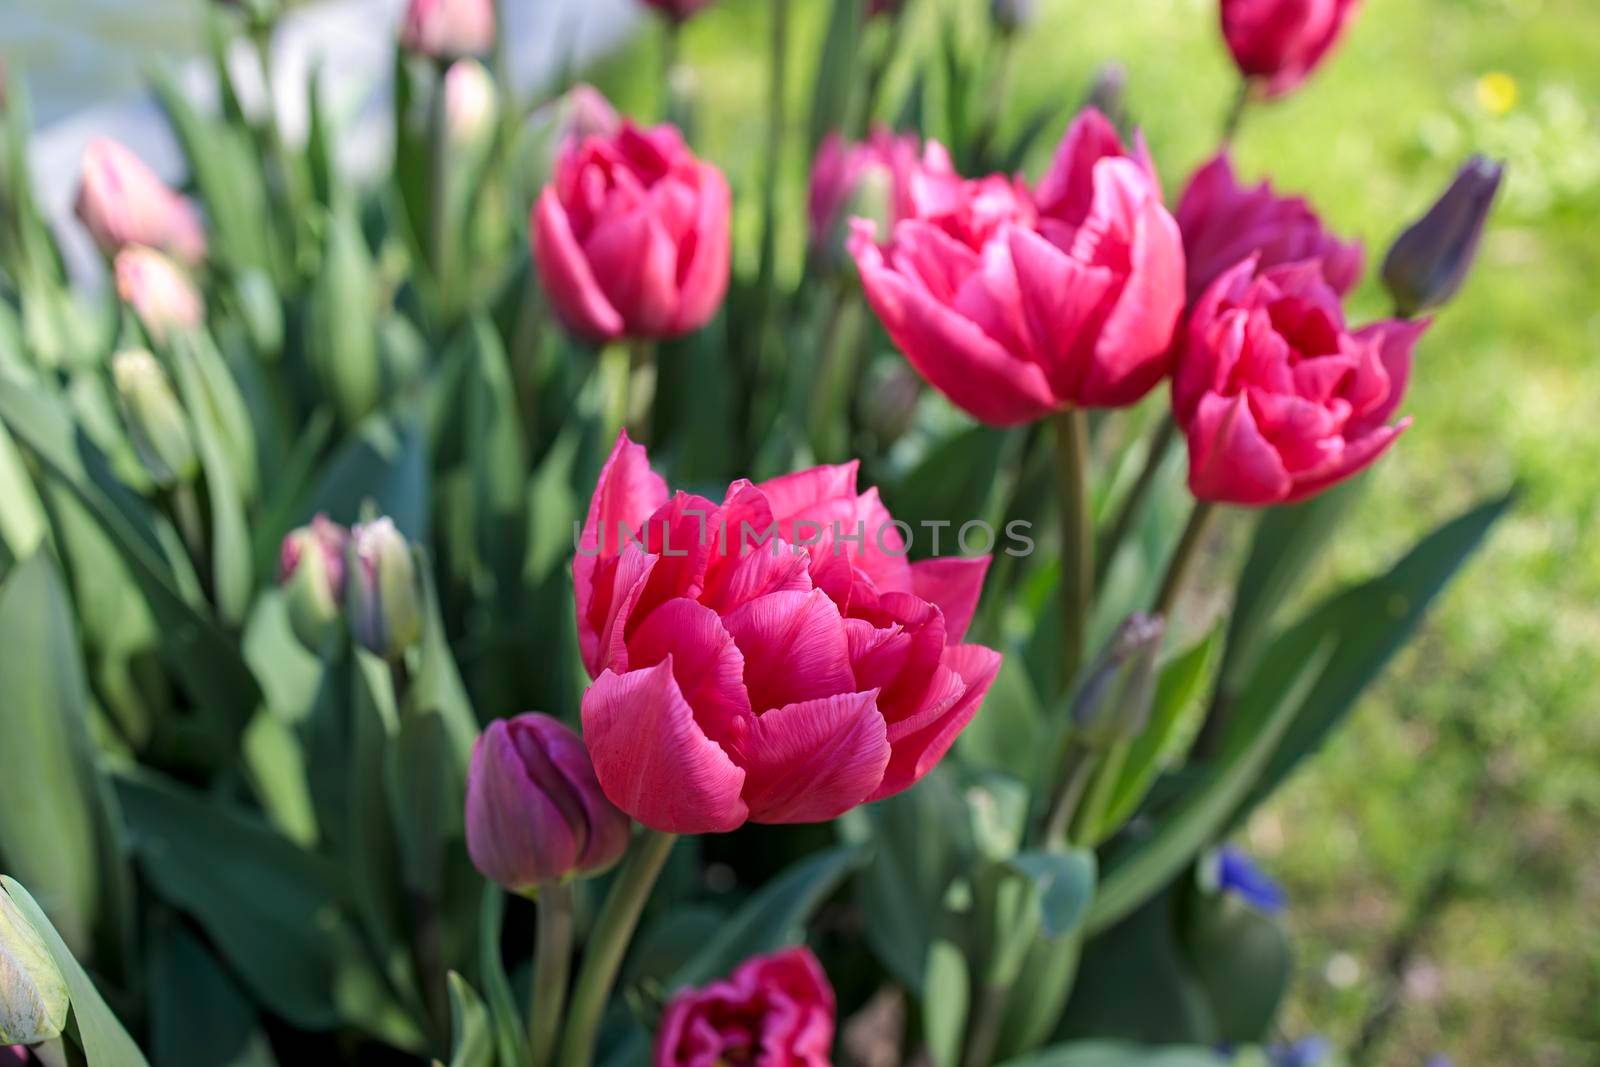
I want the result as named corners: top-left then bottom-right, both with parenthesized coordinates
top-left (807, 127), bottom-right (955, 253)
top-left (656, 947), bottom-right (834, 1067)
top-left (850, 108), bottom-right (1185, 426)
top-left (115, 247), bottom-right (203, 342)
top-left (75, 139), bottom-right (206, 265)
top-left (400, 0), bottom-right (495, 60)
top-left (576, 433), bottom-right (1000, 834)
top-left (533, 121), bottom-right (731, 343)
top-left (465, 714), bottom-right (631, 893)
top-left (1221, 0), bottom-right (1361, 98)
top-left (1172, 255), bottom-right (1426, 505)
top-left (1176, 153), bottom-right (1363, 305)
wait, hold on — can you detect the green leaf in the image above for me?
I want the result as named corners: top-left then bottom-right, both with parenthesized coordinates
top-left (808, 0), bottom-right (867, 151)
top-left (0, 416), bottom-right (48, 560)
top-left (148, 921), bottom-right (279, 1067)
top-left (307, 202), bottom-right (381, 426)
top-left (0, 881), bottom-right (69, 1044)
top-left (445, 972), bottom-right (495, 1067)
top-left (668, 846), bottom-right (865, 991)
top-left (1230, 490), bottom-right (1513, 820)
top-left (1006, 850), bottom-right (1097, 939)
top-left (922, 940), bottom-right (969, 1067)
top-left (957, 657), bottom-right (1044, 782)
top-left (1183, 898), bottom-right (1291, 1044)
top-left (1087, 637), bottom-right (1332, 935)
top-left (0, 877), bottom-right (150, 1067)
top-left (305, 416), bottom-right (430, 543)
top-left (478, 887), bottom-right (529, 1067)
top-left (997, 1041), bottom-right (1226, 1067)
top-left (0, 553), bottom-right (133, 963)
top-left (241, 712), bottom-right (319, 848)
top-left (884, 426), bottom-right (1011, 560)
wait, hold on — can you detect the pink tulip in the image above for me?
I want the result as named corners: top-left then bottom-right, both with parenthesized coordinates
top-left (1220, 0), bottom-right (1361, 98)
top-left (576, 433), bottom-right (1000, 834)
top-left (466, 714), bottom-right (632, 893)
top-left (115, 247), bottom-right (203, 342)
top-left (807, 127), bottom-right (956, 252)
top-left (1172, 255), bottom-right (1426, 505)
top-left (850, 108), bottom-right (1185, 426)
top-left (656, 947), bottom-right (834, 1067)
top-left (1176, 153), bottom-right (1363, 305)
top-left (400, 0), bottom-right (495, 60)
top-left (75, 139), bottom-right (206, 265)
top-left (533, 122), bottom-right (731, 343)
top-left (640, 0), bottom-right (716, 21)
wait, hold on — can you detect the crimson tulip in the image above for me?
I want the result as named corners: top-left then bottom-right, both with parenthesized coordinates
top-left (656, 947), bottom-right (834, 1067)
top-left (1220, 0), bottom-right (1361, 98)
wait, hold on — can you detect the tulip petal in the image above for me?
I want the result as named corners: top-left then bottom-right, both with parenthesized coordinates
top-left (1035, 108), bottom-right (1127, 224)
top-left (627, 597), bottom-right (754, 750)
top-left (910, 555), bottom-right (991, 641)
top-left (870, 643), bottom-right (1001, 801)
top-left (576, 432), bottom-right (668, 675)
top-left (1285, 418), bottom-right (1409, 503)
top-left (757, 462), bottom-right (860, 521)
top-left (582, 208), bottom-right (681, 337)
top-left (737, 691), bottom-right (890, 823)
top-left (1006, 226), bottom-right (1119, 401)
top-left (669, 164), bottom-right (732, 336)
top-left (466, 724), bottom-right (581, 890)
top-left (1080, 193), bottom-right (1186, 407)
top-left (1351, 318), bottom-right (1428, 430)
top-left (582, 659), bottom-right (749, 833)
top-left (721, 589), bottom-right (857, 714)
top-left (1187, 392), bottom-right (1294, 505)
top-left (534, 187), bottom-right (626, 341)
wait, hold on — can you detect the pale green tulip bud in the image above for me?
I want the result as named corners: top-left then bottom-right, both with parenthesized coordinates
top-left (278, 515), bottom-right (350, 654)
top-left (112, 349), bottom-right (197, 488)
top-left (347, 518), bottom-right (422, 661)
top-left (0, 887), bottom-right (69, 1047)
top-left (444, 59), bottom-right (497, 148)
top-left (1071, 613), bottom-right (1164, 747)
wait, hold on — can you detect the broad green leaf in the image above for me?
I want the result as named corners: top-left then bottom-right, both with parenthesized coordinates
top-left (922, 940), bottom-right (969, 1067)
top-left (1183, 898), bottom-right (1290, 1044)
top-left (957, 657), bottom-right (1044, 782)
top-left (148, 922), bottom-right (279, 1067)
top-left (0, 883), bottom-right (68, 1044)
top-left (668, 846), bottom-right (865, 991)
top-left (808, 0), bottom-right (866, 151)
top-left (0, 554), bottom-right (133, 962)
top-left (444, 972), bottom-right (495, 1067)
top-left (307, 203), bottom-right (381, 426)
top-left (0, 417), bottom-right (46, 560)
top-left (1006, 850), bottom-right (1097, 940)
top-left (1, 877), bottom-right (150, 1067)
top-left (241, 712), bottom-right (319, 848)
top-left (997, 1041), bottom-right (1225, 1067)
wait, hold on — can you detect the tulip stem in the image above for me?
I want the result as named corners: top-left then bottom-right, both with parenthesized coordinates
top-left (629, 340), bottom-right (657, 444)
top-left (1153, 499), bottom-right (1218, 620)
top-left (1041, 739), bottom-right (1096, 851)
top-left (1053, 407), bottom-right (1094, 693)
top-left (556, 828), bottom-right (677, 1067)
top-left (1221, 80), bottom-right (1251, 143)
top-left (598, 342), bottom-right (631, 446)
top-left (528, 881), bottom-right (574, 1067)
top-left (1096, 414), bottom-right (1176, 585)
top-left (427, 60), bottom-right (453, 311)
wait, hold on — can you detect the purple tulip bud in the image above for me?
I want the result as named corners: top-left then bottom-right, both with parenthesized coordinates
top-left (1216, 845), bottom-right (1287, 913)
top-left (991, 0), bottom-right (1036, 34)
top-left (347, 518), bottom-right (423, 661)
top-left (1382, 155), bottom-right (1504, 318)
top-left (1071, 613), bottom-right (1164, 746)
top-left (278, 516), bottom-right (349, 653)
top-left (466, 714), bottom-right (632, 893)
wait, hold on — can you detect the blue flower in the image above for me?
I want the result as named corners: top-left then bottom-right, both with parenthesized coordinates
top-left (1217, 846), bottom-right (1288, 913)
top-left (1267, 1037), bottom-right (1331, 1067)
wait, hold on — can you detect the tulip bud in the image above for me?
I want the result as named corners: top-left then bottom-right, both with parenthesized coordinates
top-left (75, 138), bottom-right (207, 265)
top-left (347, 518), bottom-right (423, 661)
top-left (1381, 155), bottom-right (1504, 319)
top-left (861, 360), bottom-right (922, 446)
top-left (400, 0), bottom-right (496, 60)
top-left (1083, 63), bottom-right (1129, 134)
top-left (1071, 613), bottom-right (1164, 747)
top-left (466, 714), bottom-right (631, 893)
top-left (115, 247), bottom-right (203, 343)
top-left (278, 516), bottom-right (350, 653)
top-left (444, 59), bottom-right (497, 147)
top-left (112, 350), bottom-right (198, 488)
top-left (990, 0), bottom-right (1035, 34)
top-left (0, 887), bottom-right (69, 1047)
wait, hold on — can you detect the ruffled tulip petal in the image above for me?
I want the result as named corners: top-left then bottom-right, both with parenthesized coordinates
top-left (1035, 108), bottom-right (1127, 224)
top-left (737, 691), bottom-right (890, 823)
top-left (910, 556), bottom-right (991, 641)
top-left (534, 187), bottom-right (626, 341)
top-left (1352, 318), bottom-right (1428, 430)
top-left (1006, 226), bottom-right (1119, 400)
top-left (1285, 418), bottom-right (1409, 503)
top-left (722, 589), bottom-right (857, 714)
top-left (1188, 392), bottom-right (1295, 505)
top-left (576, 432), bottom-right (669, 673)
top-left (870, 643), bottom-right (1001, 801)
top-left (758, 462), bottom-right (860, 522)
top-left (627, 597), bottom-right (754, 750)
top-left (582, 658), bottom-right (749, 833)
top-left (1080, 194), bottom-right (1186, 406)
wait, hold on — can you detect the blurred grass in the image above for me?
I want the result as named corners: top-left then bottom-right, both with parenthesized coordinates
top-left (590, 0), bottom-right (1600, 1063)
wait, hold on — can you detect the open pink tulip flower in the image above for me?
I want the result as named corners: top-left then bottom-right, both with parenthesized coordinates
top-left (75, 139), bottom-right (206, 265)
top-left (807, 127), bottom-right (956, 252)
top-left (400, 0), bottom-right (495, 60)
top-left (576, 432), bottom-right (1001, 834)
top-left (850, 108), bottom-right (1185, 426)
top-left (1220, 0), bottom-right (1361, 98)
top-left (533, 121), bottom-right (731, 343)
top-left (1176, 153), bottom-right (1363, 305)
top-left (1172, 255), bottom-right (1427, 505)
top-left (656, 946), bottom-right (835, 1067)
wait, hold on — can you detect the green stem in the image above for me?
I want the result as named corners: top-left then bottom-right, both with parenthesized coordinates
top-left (962, 981), bottom-right (1010, 1067)
top-left (1041, 740), bottom-right (1096, 851)
top-left (171, 482), bottom-right (207, 571)
top-left (628, 339), bottom-right (658, 444)
top-left (427, 62), bottom-right (452, 307)
top-left (1053, 407), bottom-right (1094, 693)
top-left (1221, 80), bottom-right (1251, 144)
top-left (598, 342), bottom-right (631, 446)
top-left (1096, 415), bottom-right (1175, 585)
top-left (754, 0), bottom-right (789, 342)
top-left (556, 829), bottom-right (677, 1067)
top-left (528, 881), bottom-right (574, 1067)
top-left (1153, 499), bottom-right (1218, 620)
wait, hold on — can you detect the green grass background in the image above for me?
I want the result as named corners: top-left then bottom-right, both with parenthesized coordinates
top-left (589, 0), bottom-right (1600, 1063)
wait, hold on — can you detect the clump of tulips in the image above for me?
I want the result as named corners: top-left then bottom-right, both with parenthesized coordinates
top-left (0, 0), bottom-right (1506, 1066)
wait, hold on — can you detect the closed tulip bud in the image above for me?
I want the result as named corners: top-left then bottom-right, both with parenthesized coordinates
top-left (1071, 613), bottom-right (1164, 747)
top-left (114, 247), bottom-right (203, 343)
top-left (444, 59), bottom-right (497, 147)
top-left (278, 516), bottom-right (350, 653)
top-left (1083, 62), bottom-right (1129, 133)
top-left (861, 361), bottom-right (922, 446)
top-left (347, 518), bottom-right (422, 661)
top-left (1381, 156), bottom-right (1503, 319)
top-left (991, 0), bottom-right (1036, 34)
top-left (0, 888), bottom-right (69, 1047)
top-left (112, 350), bottom-right (197, 488)
top-left (400, 0), bottom-right (496, 60)
top-left (75, 138), bottom-right (207, 265)
top-left (465, 714), bottom-right (632, 892)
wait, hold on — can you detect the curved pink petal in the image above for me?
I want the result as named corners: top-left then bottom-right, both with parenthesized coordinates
top-left (758, 463), bottom-right (860, 522)
top-left (1285, 418), bottom-right (1408, 503)
top-left (1187, 392), bottom-right (1294, 505)
top-left (1351, 317), bottom-right (1429, 430)
top-left (736, 691), bottom-right (890, 824)
top-left (582, 658), bottom-right (749, 833)
top-left (910, 555), bottom-right (991, 641)
top-left (533, 187), bottom-right (625, 341)
top-left (669, 164), bottom-right (732, 336)
top-left (1035, 108), bottom-right (1128, 224)
top-left (575, 432), bottom-right (668, 675)
top-left (721, 589), bottom-right (857, 715)
top-left (1079, 193), bottom-right (1186, 407)
top-left (1006, 225), bottom-right (1119, 400)
top-left (627, 597), bottom-right (754, 750)
top-left (583, 207), bottom-right (681, 337)
top-left (870, 643), bottom-right (1001, 801)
